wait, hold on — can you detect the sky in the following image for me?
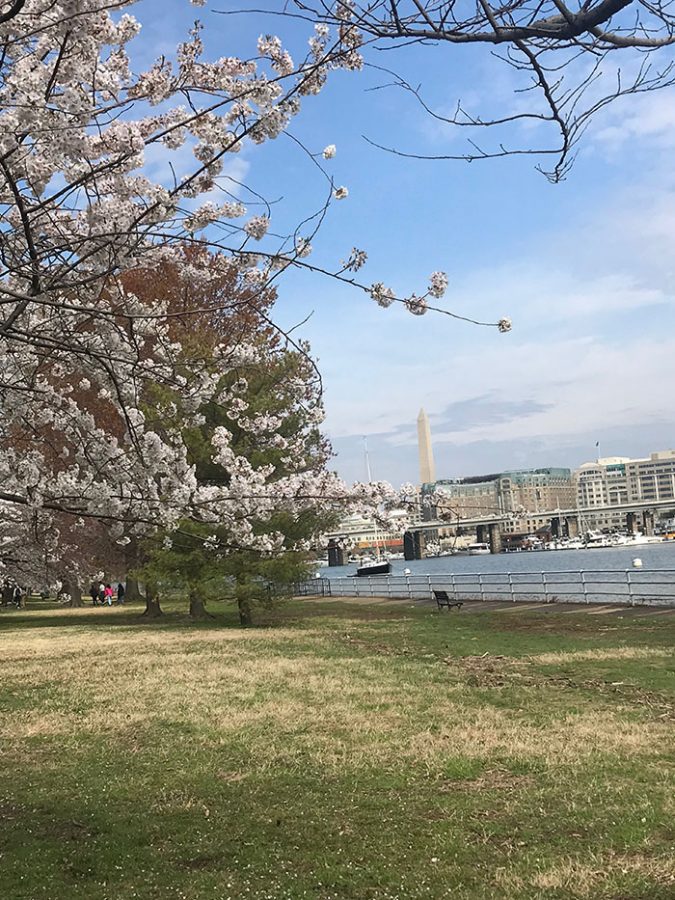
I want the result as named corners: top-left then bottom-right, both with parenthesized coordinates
top-left (134, 1), bottom-right (675, 486)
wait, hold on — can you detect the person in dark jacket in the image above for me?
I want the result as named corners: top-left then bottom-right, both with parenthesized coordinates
top-left (117, 582), bottom-right (125, 604)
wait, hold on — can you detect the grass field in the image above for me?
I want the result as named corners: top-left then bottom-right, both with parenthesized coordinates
top-left (0, 597), bottom-right (673, 899)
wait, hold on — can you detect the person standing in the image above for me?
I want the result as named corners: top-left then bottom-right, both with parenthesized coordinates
top-left (89, 581), bottom-right (99, 605)
top-left (116, 582), bottom-right (125, 604)
top-left (103, 584), bottom-right (113, 606)
top-left (98, 581), bottom-right (105, 605)
top-left (12, 584), bottom-right (22, 609)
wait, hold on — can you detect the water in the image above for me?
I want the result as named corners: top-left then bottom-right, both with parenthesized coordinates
top-left (317, 541), bottom-right (675, 605)
top-left (321, 540), bottom-right (675, 579)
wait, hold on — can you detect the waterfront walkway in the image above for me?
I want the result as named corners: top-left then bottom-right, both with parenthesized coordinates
top-left (299, 595), bottom-right (675, 617)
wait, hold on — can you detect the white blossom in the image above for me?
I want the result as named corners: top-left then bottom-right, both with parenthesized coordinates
top-left (405, 295), bottom-right (428, 316)
top-left (295, 237), bottom-right (313, 258)
top-left (369, 282), bottom-right (396, 308)
top-left (322, 144), bottom-right (336, 159)
top-left (244, 215), bottom-right (270, 240)
top-left (428, 271), bottom-right (448, 299)
top-left (342, 248), bottom-right (367, 271)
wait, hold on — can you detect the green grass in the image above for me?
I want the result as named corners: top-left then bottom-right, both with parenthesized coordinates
top-left (0, 597), bottom-right (673, 899)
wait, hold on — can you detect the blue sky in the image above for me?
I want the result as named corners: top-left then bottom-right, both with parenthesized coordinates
top-left (135, 1), bottom-right (675, 485)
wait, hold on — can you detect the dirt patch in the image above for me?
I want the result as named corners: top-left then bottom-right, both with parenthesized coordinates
top-left (340, 632), bottom-right (414, 657)
top-left (283, 600), bottom-right (415, 623)
top-left (443, 652), bottom-right (675, 717)
top-left (179, 854), bottom-right (223, 871)
top-left (439, 768), bottom-right (534, 794)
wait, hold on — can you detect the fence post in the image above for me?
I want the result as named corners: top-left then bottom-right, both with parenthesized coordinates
top-left (478, 573), bottom-right (484, 602)
top-left (451, 573), bottom-right (457, 603)
top-left (427, 574), bottom-right (433, 601)
top-left (626, 569), bottom-right (633, 606)
top-left (580, 570), bottom-right (588, 603)
top-left (542, 571), bottom-right (548, 603)
top-left (508, 572), bottom-right (514, 602)
top-left (406, 575), bottom-right (411, 601)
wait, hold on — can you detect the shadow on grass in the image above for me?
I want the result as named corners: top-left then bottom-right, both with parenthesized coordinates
top-left (0, 597), bottom-right (423, 636)
top-left (0, 601), bottom-right (245, 632)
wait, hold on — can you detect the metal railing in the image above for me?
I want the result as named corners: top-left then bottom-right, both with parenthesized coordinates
top-left (308, 570), bottom-right (675, 607)
top-left (292, 578), bottom-right (333, 598)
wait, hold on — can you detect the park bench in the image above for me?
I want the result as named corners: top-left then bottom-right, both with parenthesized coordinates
top-left (433, 590), bottom-right (463, 611)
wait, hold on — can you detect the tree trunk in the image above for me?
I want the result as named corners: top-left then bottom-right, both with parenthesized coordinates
top-left (189, 589), bottom-right (211, 619)
top-left (69, 579), bottom-right (83, 608)
top-left (142, 581), bottom-right (163, 618)
top-left (60, 574), bottom-right (83, 607)
top-left (237, 597), bottom-right (253, 627)
top-left (125, 577), bottom-right (142, 603)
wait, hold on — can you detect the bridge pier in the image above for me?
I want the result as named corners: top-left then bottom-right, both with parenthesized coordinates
top-left (626, 512), bottom-right (637, 534)
top-left (403, 530), bottom-right (425, 561)
top-left (550, 516), bottom-right (568, 538)
top-left (643, 511), bottom-right (655, 536)
top-left (488, 523), bottom-right (502, 554)
top-left (327, 540), bottom-right (345, 567)
top-left (476, 524), bottom-right (488, 544)
top-left (566, 516), bottom-right (579, 538)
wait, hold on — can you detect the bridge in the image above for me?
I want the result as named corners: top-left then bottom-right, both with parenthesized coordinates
top-left (402, 497), bottom-right (675, 557)
top-left (325, 497), bottom-right (675, 564)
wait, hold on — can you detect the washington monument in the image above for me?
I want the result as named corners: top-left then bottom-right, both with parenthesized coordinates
top-left (417, 408), bottom-right (436, 485)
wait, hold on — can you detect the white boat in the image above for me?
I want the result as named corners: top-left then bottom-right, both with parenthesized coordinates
top-left (616, 533), bottom-right (663, 547)
top-left (584, 530), bottom-right (615, 548)
top-left (546, 537), bottom-right (585, 551)
top-left (584, 530), bottom-right (663, 549)
top-left (466, 542), bottom-right (490, 555)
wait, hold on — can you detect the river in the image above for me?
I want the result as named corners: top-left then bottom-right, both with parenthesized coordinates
top-left (318, 541), bottom-right (675, 605)
top-left (321, 540), bottom-right (675, 579)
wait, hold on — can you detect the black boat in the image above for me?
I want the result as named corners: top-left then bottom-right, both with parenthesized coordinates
top-left (355, 560), bottom-right (391, 577)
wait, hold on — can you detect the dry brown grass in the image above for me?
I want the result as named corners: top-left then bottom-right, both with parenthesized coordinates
top-left (495, 851), bottom-right (675, 896)
top-left (2, 617), bottom-right (671, 774)
top-left (528, 646), bottom-right (673, 665)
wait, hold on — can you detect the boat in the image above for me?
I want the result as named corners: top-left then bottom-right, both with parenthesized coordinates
top-left (545, 537), bottom-right (585, 551)
top-left (353, 437), bottom-right (391, 577)
top-left (466, 542), bottom-right (490, 555)
top-left (355, 559), bottom-right (391, 577)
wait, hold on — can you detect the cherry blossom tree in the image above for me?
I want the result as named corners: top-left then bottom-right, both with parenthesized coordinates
top-left (0, 0), bottom-right (500, 581)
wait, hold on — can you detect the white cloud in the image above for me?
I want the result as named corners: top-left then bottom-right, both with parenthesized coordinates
top-left (429, 336), bottom-right (675, 446)
top-left (592, 88), bottom-right (675, 153)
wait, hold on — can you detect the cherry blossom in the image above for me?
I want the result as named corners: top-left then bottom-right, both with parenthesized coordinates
top-left (0, 0), bottom-right (510, 576)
